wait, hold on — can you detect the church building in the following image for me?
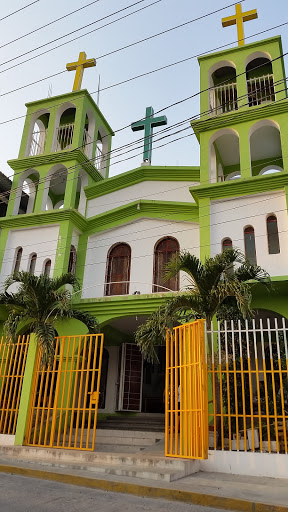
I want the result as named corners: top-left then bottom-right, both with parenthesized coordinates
top-left (0, 3), bottom-right (287, 453)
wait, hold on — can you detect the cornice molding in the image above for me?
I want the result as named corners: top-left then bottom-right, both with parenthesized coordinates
top-left (191, 99), bottom-right (288, 136)
top-left (190, 171), bottom-right (288, 202)
top-left (85, 166), bottom-right (200, 200)
top-left (0, 208), bottom-right (87, 232)
top-left (8, 149), bottom-right (103, 182)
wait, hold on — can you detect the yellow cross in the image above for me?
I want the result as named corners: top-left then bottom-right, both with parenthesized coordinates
top-left (66, 51), bottom-right (96, 91)
top-left (222, 3), bottom-right (258, 46)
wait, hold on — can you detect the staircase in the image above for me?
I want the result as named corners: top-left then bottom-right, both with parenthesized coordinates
top-left (0, 445), bottom-right (200, 482)
top-left (95, 414), bottom-right (165, 452)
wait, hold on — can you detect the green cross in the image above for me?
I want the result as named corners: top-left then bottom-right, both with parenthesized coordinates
top-left (131, 106), bottom-right (167, 163)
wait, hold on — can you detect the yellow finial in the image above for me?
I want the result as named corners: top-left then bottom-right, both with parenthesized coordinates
top-left (222, 3), bottom-right (258, 46)
top-left (66, 51), bottom-right (96, 91)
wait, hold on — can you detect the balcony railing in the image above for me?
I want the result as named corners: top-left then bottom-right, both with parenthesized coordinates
top-left (247, 73), bottom-right (275, 107)
top-left (82, 128), bottom-right (92, 157)
top-left (209, 82), bottom-right (238, 116)
top-left (94, 145), bottom-right (104, 171)
top-left (29, 129), bottom-right (47, 156)
top-left (54, 122), bottom-right (74, 152)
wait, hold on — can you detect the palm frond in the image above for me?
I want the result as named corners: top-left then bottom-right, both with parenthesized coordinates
top-left (33, 323), bottom-right (58, 367)
top-left (66, 309), bottom-right (99, 334)
top-left (163, 251), bottom-right (203, 291)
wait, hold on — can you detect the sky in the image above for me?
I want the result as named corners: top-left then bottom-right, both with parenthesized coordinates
top-left (0, 0), bottom-right (287, 180)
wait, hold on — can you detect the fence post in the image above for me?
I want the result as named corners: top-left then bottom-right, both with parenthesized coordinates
top-left (14, 335), bottom-right (38, 446)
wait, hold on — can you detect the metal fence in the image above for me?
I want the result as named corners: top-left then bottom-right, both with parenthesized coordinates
top-left (205, 319), bottom-right (288, 454)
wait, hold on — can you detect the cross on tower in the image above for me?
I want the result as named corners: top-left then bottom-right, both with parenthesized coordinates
top-left (131, 106), bottom-right (167, 164)
top-left (66, 51), bottom-right (96, 91)
top-left (222, 3), bottom-right (258, 46)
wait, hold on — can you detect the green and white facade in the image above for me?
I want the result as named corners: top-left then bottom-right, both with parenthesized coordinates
top-left (0, 33), bottom-right (288, 415)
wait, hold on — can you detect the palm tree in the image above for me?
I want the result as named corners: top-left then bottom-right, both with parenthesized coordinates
top-left (135, 248), bottom-right (269, 360)
top-left (0, 271), bottom-right (99, 366)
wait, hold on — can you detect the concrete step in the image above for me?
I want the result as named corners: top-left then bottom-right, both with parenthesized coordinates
top-left (0, 445), bottom-right (198, 472)
top-left (0, 445), bottom-right (199, 482)
top-left (95, 429), bottom-right (165, 446)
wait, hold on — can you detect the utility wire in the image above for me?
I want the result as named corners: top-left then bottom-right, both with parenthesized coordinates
top-left (0, 1), bottom-right (39, 23)
top-left (0, 0), bottom-right (102, 50)
top-left (0, 78), bottom-right (287, 200)
top-left (0, 0), bottom-right (161, 71)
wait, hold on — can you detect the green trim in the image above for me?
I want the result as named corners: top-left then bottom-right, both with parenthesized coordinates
top-left (85, 200), bottom-right (198, 235)
top-left (190, 171), bottom-right (288, 202)
top-left (85, 166), bottom-right (200, 199)
top-left (191, 99), bottom-right (288, 137)
top-left (198, 35), bottom-right (282, 63)
top-left (8, 149), bottom-right (103, 182)
top-left (75, 292), bottom-right (175, 324)
top-left (25, 89), bottom-right (115, 136)
top-left (0, 209), bottom-right (86, 232)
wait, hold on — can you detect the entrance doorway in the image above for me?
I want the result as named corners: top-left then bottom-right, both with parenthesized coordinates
top-left (142, 346), bottom-right (165, 413)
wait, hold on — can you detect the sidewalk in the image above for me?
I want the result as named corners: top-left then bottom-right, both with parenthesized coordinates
top-left (0, 450), bottom-right (287, 512)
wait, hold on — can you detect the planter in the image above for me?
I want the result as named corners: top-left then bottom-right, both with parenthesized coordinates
top-left (231, 438), bottom-right (246, 451)
top-left (247, 428), bottom-right (260, 450)
top-left (262, 441), bottom-right (277, 453)
top-left (209, 431), bottom-right (219, 448)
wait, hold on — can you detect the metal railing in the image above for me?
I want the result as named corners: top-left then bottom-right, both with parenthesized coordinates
top-left (206, 318), bottom-right (288, 454)
top-left (247, 74), bottom-right (276, 107)
top-left (209, 82), bottom-right (238, 116)
top-left (0, 335), bottom-right (29, 435)
top-left (55, 122), bottom-right (74, 152)
top-left (29, 129), bottom-right (47, 156)
top-left (82, 128), bottom-right (92, 157)
top-left (94, 144), bottom-right (104, 171)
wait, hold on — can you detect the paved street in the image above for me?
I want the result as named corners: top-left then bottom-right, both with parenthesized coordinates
top-left (0, 473), bottom-right (227, 512)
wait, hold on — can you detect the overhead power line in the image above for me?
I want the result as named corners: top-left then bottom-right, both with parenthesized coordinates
top-left (0, 0), bottom-right (102, 50)
top-left (0, 1), bottom-right (40, 23)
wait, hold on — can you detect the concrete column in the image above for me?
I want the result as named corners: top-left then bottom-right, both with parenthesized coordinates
top-left (14, 335), bottom-right (38, 446)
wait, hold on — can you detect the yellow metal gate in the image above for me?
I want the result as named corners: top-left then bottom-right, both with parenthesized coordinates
top-left (165, 320), bottom-right (208, 459)
top-left (0, 335), bottom-right (29, 435)
top-left (25, 333), bottom-right (104, 451)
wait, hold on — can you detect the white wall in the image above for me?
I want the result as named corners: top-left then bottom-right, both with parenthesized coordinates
top-left (200, 450), bottom-right (288, 479)
top-left (86, 181), bottom-right (198, 218)
top-left (82, 218), bottom-right (200, 298)
top-left (210, 191), bottom-right (288, 277)
top-left (0, 225), bottom-right (60, 288)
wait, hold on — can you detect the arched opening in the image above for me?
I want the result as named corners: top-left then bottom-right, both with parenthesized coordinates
top-left (244, 226), bottom-right (257, 265)
top-left (13, 247), bottom-right (23, 273)
top-left (246, 54), bottom-right (275, 107)
top-left (209, 129), bottom-right (240, 183)
top-left (249, 120), bottom-right (283, 176)
top-left (98, 349), bottom-right (109, 409)
top-left (222, 238), bottom-right (232, 251)
top-left (153, 237), bottom-right (179, 292)
top-left (82, 110), bottom-right (95, 159)
top-left (105, 243), bottom-right (131, 296)
top-left (28, 253), bottom-right (37, 274)
top-left (95, 126), bottom-right (108, 177)
top-left (77, 169), bottom-right (88, 216)
top-left (54, 104), bottom-right (76, 152)
top-left (208, 61), bottom-right (237, 115)
top-left (43, 259), bottom-right (51, 276)
top-left (259, 165), bottom-right (283, 176)
top-left (42, 165), bottom-right (67, 211)
top-left (29, 113), bottom-right (50, 156)
top-left (15, 169), bottom-right (40, 215)
top-left (68, 245), bottom-right (77, 274)
top-left (267, 215), bottom-right (280, 254)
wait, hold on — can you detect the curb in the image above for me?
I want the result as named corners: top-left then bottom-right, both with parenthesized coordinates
top-left (0, 464), bottom-right (287, 512)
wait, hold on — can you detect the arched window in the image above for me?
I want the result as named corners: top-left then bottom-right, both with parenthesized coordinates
top-left (29, 253), bottom-right (37, 274)
top-left (14, 247), bottom-right (23, 273)
top-left (68, 245), bottom-right (77, 274)
top-left (105, 243), bottom-right (131, 296)
top-left (153, 237), bottom-right (179, 293)
top-left (43, 259), bottom-right (51, 276)
top-left (267, 215), bottom-right (280, 254)
top-left (222, 238), bottom-right (232, 251)
top-left (244, 227), bottom-right (257, 265)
